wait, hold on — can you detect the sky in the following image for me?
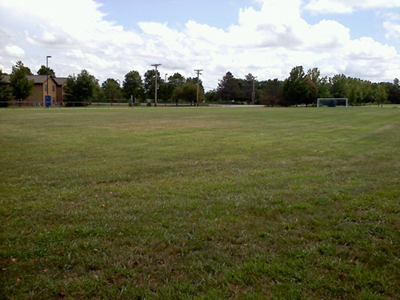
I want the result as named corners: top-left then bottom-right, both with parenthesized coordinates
top-left (0, 0), bottom-right (399, 90)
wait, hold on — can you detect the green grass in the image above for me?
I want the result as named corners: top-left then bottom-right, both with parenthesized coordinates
top-left (1, 107), bottom-right (399, 299)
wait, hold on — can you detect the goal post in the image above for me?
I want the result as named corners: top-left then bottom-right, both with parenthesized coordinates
top-left (317, 98), bottom-right (348, 108)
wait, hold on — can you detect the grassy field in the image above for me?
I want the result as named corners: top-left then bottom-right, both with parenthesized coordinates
top-left (1, 106), bottom-right (399, 299)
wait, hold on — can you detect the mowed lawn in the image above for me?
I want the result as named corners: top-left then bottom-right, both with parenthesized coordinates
top-left (1, 107), bottom-right (399, 299)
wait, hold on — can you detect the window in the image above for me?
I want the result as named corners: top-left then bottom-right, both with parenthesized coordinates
top-left (45, 85), bottom-right (48, 92)
top-left (52, 85), bottom-right (55, 92)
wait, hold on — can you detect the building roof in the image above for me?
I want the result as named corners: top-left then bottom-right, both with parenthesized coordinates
top-left (26, 75), bottom-right (50, 84)
top-left (53, 77), bottom-right (68, 85)
top-left (2, 74), bottom-right (67, 86)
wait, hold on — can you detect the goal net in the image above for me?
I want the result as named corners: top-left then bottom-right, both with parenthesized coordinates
top-left (317, 98), bottom-right (348, 108)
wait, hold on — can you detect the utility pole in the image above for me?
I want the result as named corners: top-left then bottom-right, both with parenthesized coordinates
top-left (151, 64), bottom-right (161, 107)
top-left (194, 69), bottom-right (203, 107)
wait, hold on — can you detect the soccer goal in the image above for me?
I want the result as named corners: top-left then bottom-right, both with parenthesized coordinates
top-left (317, 98), bottom-right (348, 108)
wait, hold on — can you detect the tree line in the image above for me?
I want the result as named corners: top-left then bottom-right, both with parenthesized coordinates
top-left (208, 66), bottom-right (400, 106)
top-left (1, 61), bottom-right (399, 106)
top-left (64, 69), bottom-right (205, 106)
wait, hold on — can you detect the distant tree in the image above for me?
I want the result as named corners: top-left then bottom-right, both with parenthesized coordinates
top-left (14, 61), bottom-right (33, 75)
top-left (360, 80), bottom-right (374, 104)
top-left (307, 68), bottom-right (330, 99)
top-left (205, 89), bottom-right (219, 102)
top-left (93, 84), bottom-right (106, 102)
top-left (345, 79), bottom-right (361, 104)
top-left (387, 78), bottom-right (400, 104)
top-left (122, 70), bottom-right (144, 102)
top-left (143, 69), bottom-right (161, 100)
top-left (218, 71), bottom-right (239, 102)
top-left (306, 76), bottom-right (317, 106)
top-left (171, 82), bottom-right (201, 105)
top-left (162, 72), bottom-right (186, 103)
top-left (37, 65), bottom-right (55, 76)
top-left (375, 84), bottom-right (388, 107)
top-left (346, 81), bottom-right (362, 106)
top-left (245, 73), bottom-right (257, 103)
top-left (64, 70), bottom-right (98, 105)
top-left (330, 74), bottom-right (348, 98)
top-left (102, 78), bottom-right (122, 105)
top-left (186, 76), bottom-right (205, 104)
top-left (282, 66), bottom-right (309, 106)
top-left (262, 79), bottom-right (283, 106)
top-left (0, 70), bottom-right (12, 107)
top-left (168, 73), bottom-right (185, 87)
top-left (317, 76), bottom-right (331, 98)
top-left (9, 61), bottom-right (34, 103)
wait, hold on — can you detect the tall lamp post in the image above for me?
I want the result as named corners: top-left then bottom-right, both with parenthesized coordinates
top-left (151, 64), bottom-right (161, 107)
top-left (46, 56), bottom-right (52, 107)
top-left (46, 56), bottom-right (51, 96)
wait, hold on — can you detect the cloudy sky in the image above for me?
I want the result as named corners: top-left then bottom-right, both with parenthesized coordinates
top-left (0, 0), bottom-right (399, 90)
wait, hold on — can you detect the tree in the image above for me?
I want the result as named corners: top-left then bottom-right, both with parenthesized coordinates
top-left (330, 74), bottom-right (347, 98)
top-left (218, 71), bottom-right (239, 102)
top-left (102, 78), bottom-right (122, 105)
top-left (168, 73), bottom-right (185, 87)
top-left (93, 84), bottom-right (106, 102)
top-left (375, 84), bottom-right (387, 107)
top-left (306, 76), bottom-right (317, 106)
top-left (9, 61), bottom-right (34, 104)
top-left (346, 78), bottom-right (368, 106)
top-left (245, 73), bottom-right (257, 104)
top-left (122, 70), bottom-right (144, 102)
top-left (282, 66), bottom-right (309, 106)
top-left (37, 65), bottom-right (55, 76)
top-left (205, 89), bottom-right (220, 102)
top-left (64, 70), bottom-right (98, 106)
top-left (307, 68), bottom-right (330, 99)
top-left (387, 78), bottom-right (400, 104)
top-left (143, 69), bottom-right (161, 100)
top-left (0, 70), bottom-right (12, 107)
top-left (262, 79), bottom-right (283, 106)
top-left (346, 81), bottom-right (362, 106)
top-left (171, 82), bottom-right (202, 105)
top-left (317, 76), bottom-right (331, 98)
top-left (13, 61), bottom-right (33, 75)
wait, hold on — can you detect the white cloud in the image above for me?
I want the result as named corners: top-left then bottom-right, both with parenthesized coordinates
top-left (305, 0), bottom-right (400, 14)
top-left (305, 0), bottom-right (353, 14)
top-left (384, 21), bottom-right (400, 40)
top-left (0, 0), bottom-right (398, 88)
top-left (4, 45), bottom-right (25, 57)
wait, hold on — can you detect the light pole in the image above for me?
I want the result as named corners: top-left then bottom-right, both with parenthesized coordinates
top-left (45, 56), bottom-right (52, 107)
top-left (165, 73), bottom-right (168, 82)
top-left (151, 64), bottom-right (161, 107)
top-left (46, 56), bottom-right (51, 96)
